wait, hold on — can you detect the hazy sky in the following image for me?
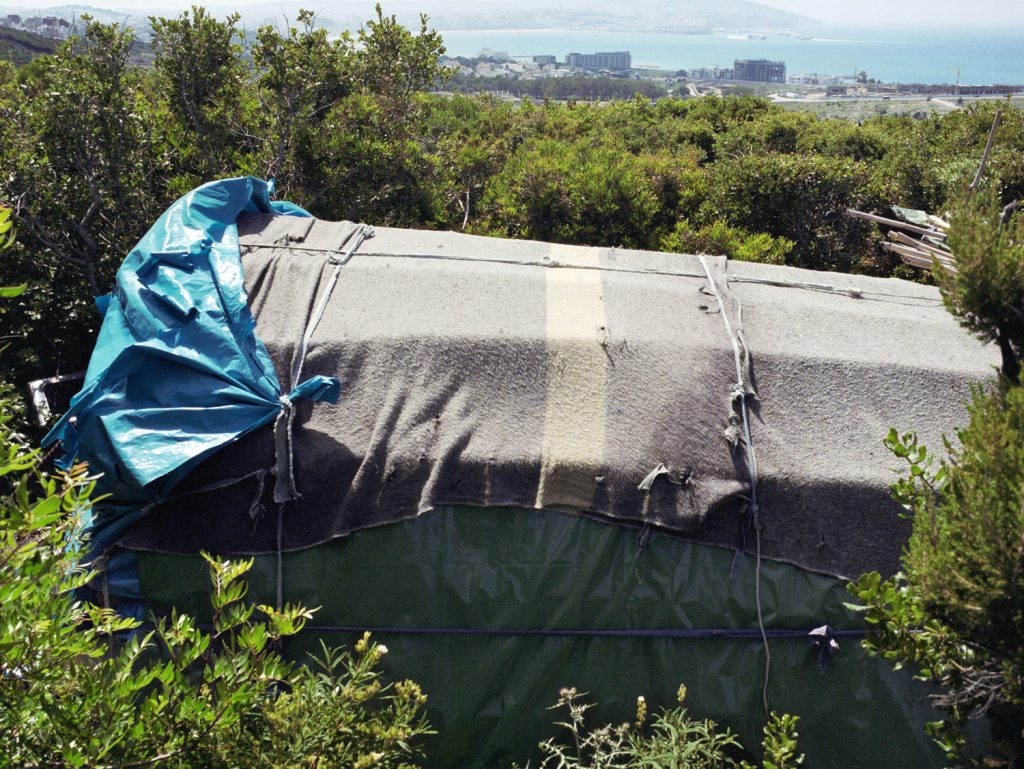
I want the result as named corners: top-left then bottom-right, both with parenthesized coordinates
top-left (766, 0), bottom-right (1024, 27)
top-left (2, 0), bottom-right (1023, 29)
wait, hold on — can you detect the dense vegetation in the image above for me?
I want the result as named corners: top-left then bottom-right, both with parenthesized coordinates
top-left (0, 28), bottom-right (59, 67)
top-left (0, 395), bottom-right (432, 767)
top-left (0, 8), bottom-right (1022, 404)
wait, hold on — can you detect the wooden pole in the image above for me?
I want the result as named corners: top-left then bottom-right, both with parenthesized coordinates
top-left (969, 109), bottom-right (1002, 191)
top-left (847, 208), bottom-right (948, 239)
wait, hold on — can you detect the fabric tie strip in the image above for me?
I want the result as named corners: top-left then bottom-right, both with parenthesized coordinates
top-left (275, 224), bottom-right (372, 503)
top-left (697, 256), bottom-right (771, 716)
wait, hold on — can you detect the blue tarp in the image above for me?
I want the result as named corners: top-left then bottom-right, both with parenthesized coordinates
top-left (44, 177), bottom-right (340, 602)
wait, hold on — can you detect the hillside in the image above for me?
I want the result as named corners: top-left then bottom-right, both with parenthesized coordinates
top-left (0, 27), bottom-right (59, 66)
top-left (419, 0), bottom-right (822, 32)
top-left (260, 0), bottom-right (820, 34)
top-left (2, 0), bottom-right (820, 36)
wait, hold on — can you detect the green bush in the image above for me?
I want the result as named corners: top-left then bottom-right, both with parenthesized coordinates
top-left (478, 137), bottom-right (660, 247)
top-left (939, 190), bottom-right (1024, 383)
top-left (660, 219), bottom-right (793, 265)
top-left (705, 152), bottom-right (888, 273)
top-left (0, 401), bottom-right (431, 768)
top-left (477, 135), bottom-right (704, 250)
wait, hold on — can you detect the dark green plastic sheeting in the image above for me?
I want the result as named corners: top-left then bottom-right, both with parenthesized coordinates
top-left (136, 506), bottom-right (959, 768)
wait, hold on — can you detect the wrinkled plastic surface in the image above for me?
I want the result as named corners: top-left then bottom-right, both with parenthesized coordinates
top-left (45, 178), bottom-right (338, 593)
top-left (138, 506), bottom-right (972, 769)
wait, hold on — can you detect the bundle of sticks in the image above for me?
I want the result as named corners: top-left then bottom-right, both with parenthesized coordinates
top-left (846, 109), bottom-right (1012, 278)
top-left (846, 207), bottom-right (956, 274)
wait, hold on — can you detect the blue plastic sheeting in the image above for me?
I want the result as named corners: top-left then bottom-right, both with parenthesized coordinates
top-left (44, 177), bottom-right (339, 601)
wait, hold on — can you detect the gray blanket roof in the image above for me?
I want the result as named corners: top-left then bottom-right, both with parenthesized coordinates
top-left (122, 212), bottom-right (997, 579)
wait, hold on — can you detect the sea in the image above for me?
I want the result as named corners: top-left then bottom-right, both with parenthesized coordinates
top-left (438, 27), bottom-right (1024, 85)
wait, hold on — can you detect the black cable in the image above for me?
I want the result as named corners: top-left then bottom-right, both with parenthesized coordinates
top-left (298, 625), bottom-right (867, 640)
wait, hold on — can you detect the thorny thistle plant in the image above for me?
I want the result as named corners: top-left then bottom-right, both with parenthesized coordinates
top-left (529, 685), bottom-right (801, 769)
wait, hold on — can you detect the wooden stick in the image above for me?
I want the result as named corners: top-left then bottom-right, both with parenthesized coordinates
top-left (883, 242), bottom-right (957, 273)
top-left (887, 230), bottom-right (926, 248)
top-left (883, 240), bottom-right (954, 264)
top-left (885, 244), bottom-right (936, 270)
top-left (926, 214), bottom-right (950, 230)
top-left (847, 208), bottom-right (948, 239)
top-left (887, 231), bottom-right (956, 263)
top-left (969, 109), bottom-right (1002, 191)
top-left (883, 242), bottom-right (930, 259)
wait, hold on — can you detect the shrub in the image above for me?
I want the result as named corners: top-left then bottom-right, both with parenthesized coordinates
top-left (660, 219), bottom-right (793, 265)
top-left (705, 151), bottom-right (889, 273)
top-left (477, 136), bottom-right (705, 250)
top-left (478, 137), bottom-right (662, 248)
top-left (849, 193), bottom-right (1024, 767)
top-left (0, 398), bottom-right (431, 767)
top-left (939, 190), bottom-right (1024, 383)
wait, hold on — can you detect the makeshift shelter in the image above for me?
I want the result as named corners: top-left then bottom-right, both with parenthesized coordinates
top-left (47, 178), bottom-right (996, 768)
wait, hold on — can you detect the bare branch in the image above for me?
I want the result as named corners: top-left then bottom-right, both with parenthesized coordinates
top-left (1001, 199), bottom-right (1020, 227)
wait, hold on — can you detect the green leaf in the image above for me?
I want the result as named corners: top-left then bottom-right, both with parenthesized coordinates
top-left (0, 284), bottom-right (28, 297)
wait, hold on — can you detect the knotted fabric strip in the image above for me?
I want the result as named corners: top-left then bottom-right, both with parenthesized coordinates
top-left (273, 224), bottom-right (373, 504)
top-left (697, 255), bottom-right (770, 717)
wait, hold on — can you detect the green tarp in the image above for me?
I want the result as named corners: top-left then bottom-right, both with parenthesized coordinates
top-left (137, 506), bottom-right (968, 769)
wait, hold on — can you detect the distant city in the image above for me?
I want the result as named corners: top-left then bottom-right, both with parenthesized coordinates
top-left (447, 50), bottom-right (787, 82)
top-left (444, 49), bottom-right (1024, 98)
top-left (3, 12), bottom-right (1022, 98)
top-left (2, 12), bottom-right (70, 38)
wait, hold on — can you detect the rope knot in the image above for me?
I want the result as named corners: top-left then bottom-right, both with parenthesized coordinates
top-left (273, 393), bottom-right (298, 503)
top-left (808, 624), bottom-right (840, 671)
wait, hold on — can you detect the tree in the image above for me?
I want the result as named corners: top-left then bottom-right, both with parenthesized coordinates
top-left (0, 18), bottom-right (169, 386)
top-left (250, 9), bottom-right (355, 196)
top-left (0, 208), bottom-right (28, 433)
top-left (356, 4), bottom-right (448, 128)
top-left (150, 6), bottom-right (249, 186)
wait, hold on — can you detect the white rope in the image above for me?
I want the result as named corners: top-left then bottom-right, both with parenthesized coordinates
top-left (242, 244), bottom-right (941, 305)
top-left (290, 225), bottom-right (372, 387)
top-left (698, 256), bottom-right (770, 719)
top-left (727, 274), bottom-right (865, 298)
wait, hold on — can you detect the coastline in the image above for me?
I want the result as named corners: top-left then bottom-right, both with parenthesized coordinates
top-left (438, 26), bottom-right (1024, 85)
